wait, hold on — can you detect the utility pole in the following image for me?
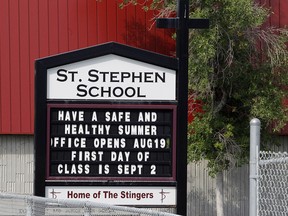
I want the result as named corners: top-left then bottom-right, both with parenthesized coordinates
top-left (157, 1), bottom-right (209, 215)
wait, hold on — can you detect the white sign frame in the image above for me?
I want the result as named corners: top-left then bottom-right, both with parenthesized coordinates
top-left (47, 54), bottom-right (176, 100)
top-left (45, 186), bottom-right (176, 206)
top-left (35, 42), bottom-right (179, 209)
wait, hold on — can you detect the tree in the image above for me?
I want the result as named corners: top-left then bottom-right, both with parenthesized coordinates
top-left (186, 0), bottom-right (288, 215)
top-left (122, 0), bottom-right (288, 215)
top-left (186, 1), bottom-right (288, 215)
top-left (187, 0), bottom-right (288, 174)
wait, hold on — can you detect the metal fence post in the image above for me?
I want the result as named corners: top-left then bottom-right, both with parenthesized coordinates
top-left (249, 118), bottom-right (260, 216)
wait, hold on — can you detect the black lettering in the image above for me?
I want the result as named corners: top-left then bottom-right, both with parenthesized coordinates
top-left (155, 72), bottom-right (165, 83)
top-left (77, 84), bottom-right (87, 97)
top-left (144, 72), bottom-right (153, 82)
top-left (89, 86), bottom-right (99, 97)
top-left (88, 69), bottom-right (99, 82)
top-left (99, 71), bottom-right (109, 82)
top-left (68, 71), bottom-right (78, 82)
top-left (131, 72), bottom-right (142, 82)
top-left (137, 87), bottom-right (146, 97)
top-left (110, 72), bottom-right (119, 82)
top-left (125, 87), bottom-right (136, 97)
top-left (112, 87), bottom-right (123, 97)
top-left (121, 72), bottom-right (130, 82)
top-left (101, 86), bottom-right (111, 97)
top-left (57, 69), bottom-right (68, 82)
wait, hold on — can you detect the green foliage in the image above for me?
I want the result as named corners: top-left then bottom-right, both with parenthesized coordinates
top-left (187, 0), bottom-right (288, 176)
top-left (120, 0), bottom-right (288, 176)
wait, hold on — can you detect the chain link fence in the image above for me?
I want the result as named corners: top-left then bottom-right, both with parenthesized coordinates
top-left (258, 151), bottom-right (288, 216)
top-left (0, 193), bottom-right (179, 216)
top-left (249, 118), bottom-right (288, 216)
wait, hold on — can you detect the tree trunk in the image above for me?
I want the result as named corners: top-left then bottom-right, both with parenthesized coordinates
top-left (216, 171), bottom-right (224, 216)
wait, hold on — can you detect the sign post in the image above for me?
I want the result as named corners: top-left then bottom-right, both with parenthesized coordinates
top-left (157, 0), bottom-right (209, 215)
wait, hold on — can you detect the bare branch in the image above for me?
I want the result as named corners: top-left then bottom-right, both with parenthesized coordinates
top-left (247, 27), bottom-right (288, 66)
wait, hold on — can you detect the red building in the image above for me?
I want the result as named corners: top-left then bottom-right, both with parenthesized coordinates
top-left (1, 0), bottom-right (287, 135)
top-left (0, 0), bottom-right (175, 135)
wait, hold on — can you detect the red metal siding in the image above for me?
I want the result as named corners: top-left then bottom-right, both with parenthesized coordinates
top-left (260, 0), bottom-right (288, 28)
top-left (0, 0), bottom-right (176, 134)
top-left (19, 0), bottom-right (31, 134)
top-left (0, 0), bottom-right (12, 134)
top-left (2, 0), bottom-right (288, 135)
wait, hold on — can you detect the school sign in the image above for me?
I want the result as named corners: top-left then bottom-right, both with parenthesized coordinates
top-left (35, 42), bottom-right (180, 208)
